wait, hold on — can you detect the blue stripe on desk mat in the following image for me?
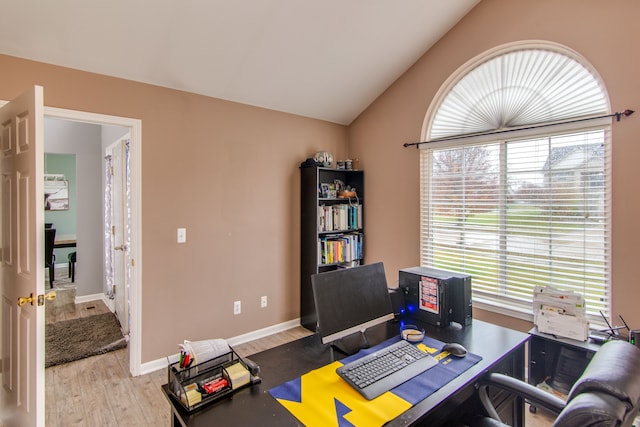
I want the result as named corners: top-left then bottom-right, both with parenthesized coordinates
top-left (268, 336), bottom-right (482, 427)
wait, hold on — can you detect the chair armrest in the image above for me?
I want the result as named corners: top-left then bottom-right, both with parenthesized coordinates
top-left (478, 373), bottom-right (566, 422)
top-left (554, 392), bottom-right (630, 427)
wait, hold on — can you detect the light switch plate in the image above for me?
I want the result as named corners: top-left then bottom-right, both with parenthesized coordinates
top-left (177, 228), bottom-right (186, 243)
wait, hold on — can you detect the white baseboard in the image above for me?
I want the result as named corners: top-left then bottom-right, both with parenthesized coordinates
top-left (53, 262), bottom-right (70, 269)
top-left (226, 318), bottom-right (302, 347)
top-left (75, 293), bottom-right (115, 313)
top-left (102, 295), bottom-right (115, 312)
top-left (138, 318), bottom-right (303, 376)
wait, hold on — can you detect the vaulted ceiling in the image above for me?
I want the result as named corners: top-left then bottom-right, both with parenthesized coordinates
top-left (0, 0), bottom-right (478, 124)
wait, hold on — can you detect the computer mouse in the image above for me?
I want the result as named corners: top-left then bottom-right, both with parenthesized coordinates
top-left (442, 342), bottom-right (467, 357)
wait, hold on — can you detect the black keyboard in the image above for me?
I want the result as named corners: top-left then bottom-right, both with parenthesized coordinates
top-left (336, 340), bottom-right (438, 400)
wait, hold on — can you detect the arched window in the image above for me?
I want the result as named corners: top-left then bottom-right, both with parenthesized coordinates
top-left (420, 42), bottom-right (611, 322)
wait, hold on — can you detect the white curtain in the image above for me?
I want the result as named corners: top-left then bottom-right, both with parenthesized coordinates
top-left (104, 154), bottom-right (114, 298)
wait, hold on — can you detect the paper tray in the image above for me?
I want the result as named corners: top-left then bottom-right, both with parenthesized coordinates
top-left (167, 348), bottom-right (252, 412)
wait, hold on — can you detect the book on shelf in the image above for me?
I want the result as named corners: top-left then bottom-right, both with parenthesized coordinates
top-left (317, 232), bottom-right (363, 265)
top-left (318, 204), bottom-right (362, 232)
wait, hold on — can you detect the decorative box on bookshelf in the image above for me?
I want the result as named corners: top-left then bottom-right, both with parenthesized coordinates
top-left (300, 165), bottom-right (364, 331)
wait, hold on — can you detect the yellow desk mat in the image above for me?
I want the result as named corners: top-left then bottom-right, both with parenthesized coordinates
top-left (269, 337), bottom-right (482, 427)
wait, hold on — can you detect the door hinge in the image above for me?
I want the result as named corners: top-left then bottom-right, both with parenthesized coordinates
top-left (112, 285), bottom-right (116, 294)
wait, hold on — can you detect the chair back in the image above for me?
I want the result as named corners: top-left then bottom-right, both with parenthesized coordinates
top-left (44, 228), bottom-right (56, 268)
top-left (554, 340), bottom-right (640, 427)
top-left (474, 339), bottom-right (640, 427)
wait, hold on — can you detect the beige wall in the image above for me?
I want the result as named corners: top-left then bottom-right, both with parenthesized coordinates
top-left (0, 54), bottom-right (348, 362)
top-left (349, 0), bottom-right (640, 331)
top-left (4, 0), bottom-right (639, 362)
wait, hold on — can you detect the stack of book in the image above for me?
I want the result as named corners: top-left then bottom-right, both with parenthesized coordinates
top-left (318, 204), bottom-right (362, 232)
top-left (318, 233), bottom-right (363, 265)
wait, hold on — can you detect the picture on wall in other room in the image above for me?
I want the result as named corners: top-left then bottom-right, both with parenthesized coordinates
top-left (44, 174), bottom-right (69, 211)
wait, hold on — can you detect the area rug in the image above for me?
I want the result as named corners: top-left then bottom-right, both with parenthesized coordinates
top-left (45, 312), bottom-right (127, 368)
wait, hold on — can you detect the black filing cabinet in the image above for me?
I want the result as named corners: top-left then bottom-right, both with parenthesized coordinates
top-left (528, 327), bottom-right (601, 403)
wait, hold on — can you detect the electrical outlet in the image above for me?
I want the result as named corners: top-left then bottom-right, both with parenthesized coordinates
top-left (261, 296), bottom-right (267, 308)
top-left (233, 300), bottom-right (241, 315)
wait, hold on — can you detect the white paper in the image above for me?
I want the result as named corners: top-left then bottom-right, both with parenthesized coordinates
top-left (533, 286), bottom-right (585, 320)
top-left (537, 310), bottom-right (589, 341)
top-left (533, 285), bottom-right (588, 341)
top-left (181, 338), bottom-right (230, 364)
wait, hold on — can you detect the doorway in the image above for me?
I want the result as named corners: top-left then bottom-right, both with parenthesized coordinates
top-left (44, 106), bottom-right (142, 376)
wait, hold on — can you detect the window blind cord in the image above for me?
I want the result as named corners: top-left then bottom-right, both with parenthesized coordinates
top-left (403, 109), bottom-right (634, 149)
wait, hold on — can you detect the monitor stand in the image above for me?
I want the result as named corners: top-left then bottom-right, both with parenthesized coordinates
top-left (331, 330), bottom-right (370, 357)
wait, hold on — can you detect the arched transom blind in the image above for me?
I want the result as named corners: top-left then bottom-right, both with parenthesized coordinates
top-left (421, 46), bottom-right (611, 322)
top-left (430, 49), bottom-right (608, 140)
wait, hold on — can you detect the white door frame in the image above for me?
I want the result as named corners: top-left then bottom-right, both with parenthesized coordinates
top-left (45, 106), bottom-right (143, 376)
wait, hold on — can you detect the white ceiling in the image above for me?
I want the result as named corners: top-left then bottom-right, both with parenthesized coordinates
top-left (0, 0), bottom-right (478, 125)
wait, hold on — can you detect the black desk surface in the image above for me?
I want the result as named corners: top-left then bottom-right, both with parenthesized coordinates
top-left (162, 319), bottom-right (529, 426)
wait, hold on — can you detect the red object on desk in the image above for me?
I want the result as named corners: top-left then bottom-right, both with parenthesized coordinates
top-left (203, 378), bottom-right (228, 394)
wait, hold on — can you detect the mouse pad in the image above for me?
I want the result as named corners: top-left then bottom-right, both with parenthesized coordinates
top-left (269, 336), bottom-right (482, 427)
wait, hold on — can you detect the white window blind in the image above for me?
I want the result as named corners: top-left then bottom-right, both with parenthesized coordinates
top-left (430, 48), bottom-right (608, 140)
top-left (421, 46), bottom-right (611, 320)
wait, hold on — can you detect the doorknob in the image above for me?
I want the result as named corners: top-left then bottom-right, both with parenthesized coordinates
top-left (17, 293), bottom-right (35, 306)
top-left (17, 292), bottom-right (56, 307)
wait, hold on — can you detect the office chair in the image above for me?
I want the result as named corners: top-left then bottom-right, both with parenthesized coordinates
top-left (44, 228), bottom-right (56, 287)
top-left (473, 340), bottom-right (640, 427)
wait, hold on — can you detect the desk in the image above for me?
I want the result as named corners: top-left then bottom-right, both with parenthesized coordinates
top-left (54, 234), bottom-right (76, 249)
top-left (528, 326), bottom-right (600, 396)
top-left (162, 319), bottom-right (529, 426)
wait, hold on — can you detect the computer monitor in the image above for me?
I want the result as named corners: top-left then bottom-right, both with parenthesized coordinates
top-left (311, 262), bottom-right (394, 355)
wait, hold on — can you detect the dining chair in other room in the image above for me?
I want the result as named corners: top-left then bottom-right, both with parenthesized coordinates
top-left (44, 228), bottom-right (56, 287)
top-left (68, 251), bottom-right (77, 282)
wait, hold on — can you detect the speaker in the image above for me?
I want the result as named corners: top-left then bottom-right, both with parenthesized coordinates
top-left (388, 287), bottom-right (405, 317)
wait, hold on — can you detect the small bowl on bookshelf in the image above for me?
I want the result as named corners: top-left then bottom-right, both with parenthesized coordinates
top-left (338, 191), bottom-right (356, 199)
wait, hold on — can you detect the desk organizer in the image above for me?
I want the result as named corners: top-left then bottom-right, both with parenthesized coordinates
top-left (167, 348), bottom-right (256, 412)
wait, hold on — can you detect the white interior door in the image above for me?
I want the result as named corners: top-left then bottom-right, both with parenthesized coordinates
top-left (107, 138), bottom-right (129, 335)
top-left (0, 86), bottom-right (45, 427)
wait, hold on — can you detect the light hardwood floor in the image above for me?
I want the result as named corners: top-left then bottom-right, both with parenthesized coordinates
top-left (45, 297), bottom-right (312, 426)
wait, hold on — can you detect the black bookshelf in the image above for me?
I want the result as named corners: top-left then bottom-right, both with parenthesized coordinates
top-left (300, 166), bottom-right (364, 331)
